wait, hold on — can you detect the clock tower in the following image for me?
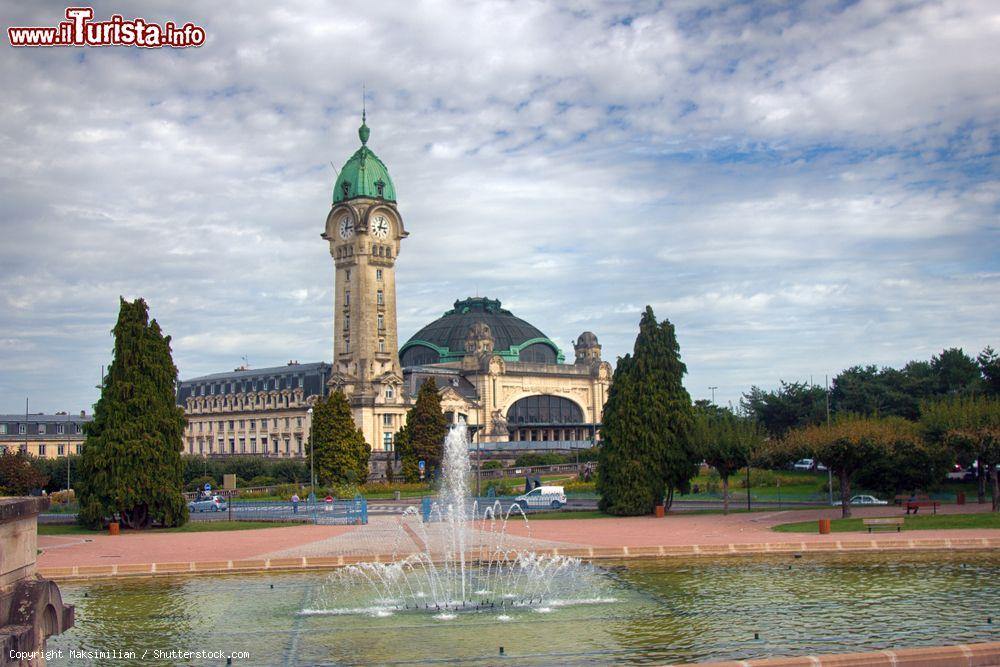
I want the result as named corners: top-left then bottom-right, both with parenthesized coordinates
top-left (322, 114), bottom-right (408, 452)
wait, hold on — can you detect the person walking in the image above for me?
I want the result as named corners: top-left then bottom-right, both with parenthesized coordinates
top-left (291, 492), bottom-right (300, 514)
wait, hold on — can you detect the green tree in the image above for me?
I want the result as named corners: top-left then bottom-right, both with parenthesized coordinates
top-left (741, 381), bottom-right (828, 438)
top-left (692, 408), bottom-right (762, 513)
top-left (978, 347), bottom-right (1000, 396)
top-left (0, 450), bottom-right (49, 495)
top-left (307, 391), bottom-right (370, 486)
top-left (921, 395), bottom-right (1000, 510)
top-left (784, 416), bottom-right (915, 518)
top-left (598, 306), bottom-right (696, 515)
top-left (931, 347), bottom-right (981, 395)
top-left (77, 298), bottom-right (188, 529)
top-left (395, 378), bottom-right (448, 483)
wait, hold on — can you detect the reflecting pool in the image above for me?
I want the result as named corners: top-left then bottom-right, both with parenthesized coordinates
top-left (49, 550), bottom-right (998, 666)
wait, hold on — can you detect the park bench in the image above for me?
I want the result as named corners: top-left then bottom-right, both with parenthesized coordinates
top-left (906, 499), bottom-right (939, 515)
top-left (862, 517), bottom-right (904, 533)
top-left (894, 494), bottom-right (940, 515)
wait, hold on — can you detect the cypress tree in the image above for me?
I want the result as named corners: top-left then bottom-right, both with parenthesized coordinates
top-left (78, 298), bottom-right (187, 529)
top-left (395, 378), bottom-right (448, 482)
top-left (598, 306), bottom-right (697, 515)
top-left (308, 391), bottom-right (370, 487)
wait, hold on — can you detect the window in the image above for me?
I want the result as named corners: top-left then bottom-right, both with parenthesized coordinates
top-left (58, 445), bottom-right (65, 456)
top-left (261, 419), bottom-right (267, 429)
top-left (383, 432), bottom-right (393, 450)
top-left (284, 438), bottom-right (290, 454)
top-left (377, 289), bottom-right (384, 306)
top-left (38, 444), bottom-right (46, 456)
top-left (382, 414), bottom-right (393, 426)
top-left (239, 438), bottom-right (246, 454)
top-left (345, 290), bottom-right (350, 306)
top-left (57, 424), bottom-right (65, 434)
top-left (345, 340), bottom-right (350, 354)
top-left (229, 420), bottom-right (235, 430)
top-left (250, 437), bottom-right (256, 453)
top-left (344, 314), bottom-right (350, 331)
top-left (250, 421), bottom-right (256, 431)
top-left (385, 387), bottom-right (394, 399)
top-left (377, 314), bottom-right (384, 330)
top-left (18, 424), bottom-right (26, 435)
top-left (272, 418), bottom-right (278, 428)
top-left (19, 444), bottom-right (27, 454)
top-left (296, 417), bottom-right (303, 428)
top-left (378, 339), bottom-right (386, 353)
top-left (376, 269), bottom-right (383, 281)
top-left (38, 423), bottom-right (46, 434)
top-left (284, 417), bottom-right (290, 428)
top-left (229, 438), bottom-right (235, 454)
top-left (0, 424), bottom-right (6, 435)
top-left (295, 436), bottom-right (302, 455)
top-left (75, 445), bottom-right (81, 454)
top-left (239, 420), bottom-right (245, 428)
top-left (198, 422), bottom-right (203, 433)
top-left (273, 440), bottom-right (279, 454)
top-left (345, 269), bottom-right (351, 282)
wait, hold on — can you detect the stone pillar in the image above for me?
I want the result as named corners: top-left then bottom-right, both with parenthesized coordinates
top-left (1, 497), bottom-right (74, 666)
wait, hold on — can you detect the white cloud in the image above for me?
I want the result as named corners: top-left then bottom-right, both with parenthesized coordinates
top-left (0, 0), bottom-right (997, 411)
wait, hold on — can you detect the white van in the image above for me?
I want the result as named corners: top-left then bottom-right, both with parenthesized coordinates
top-left (514, 485), bottom-right (567, 510)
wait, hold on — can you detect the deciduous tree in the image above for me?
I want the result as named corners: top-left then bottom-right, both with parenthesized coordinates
top-left (0, 450), bottom-right (48, 496)
top-left (692, 408), bottom-right (762, 514)
top-left (921, 396), bottom-right (1000, 510)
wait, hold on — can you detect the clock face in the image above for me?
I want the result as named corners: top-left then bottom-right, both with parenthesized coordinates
top-left (338, 216), bottom-right (354, 239)
top-left (371, 215), bottom-right (390, 240)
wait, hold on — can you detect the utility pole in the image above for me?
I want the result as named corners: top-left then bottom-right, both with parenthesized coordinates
top-left (66, 418), bottom-right (71, 491)
top-left (24, 397), bottom-right (29, 454)
top-left (708, 386), bottom-right (718, 404)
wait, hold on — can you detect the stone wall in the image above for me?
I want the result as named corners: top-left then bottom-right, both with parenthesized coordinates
top-left (0, 497), bottom-right (74, 667)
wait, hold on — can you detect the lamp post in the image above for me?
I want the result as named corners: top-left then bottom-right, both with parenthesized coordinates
top-left (307, 407), bottom-right (315, 500)
top-left (66, 418), bottom-right (71, 492)
top-left (709, 386), bottom-right (718, 404)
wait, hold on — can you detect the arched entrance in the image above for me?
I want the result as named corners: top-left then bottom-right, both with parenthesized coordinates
top-left (505, 395), bottom-right (593, 442)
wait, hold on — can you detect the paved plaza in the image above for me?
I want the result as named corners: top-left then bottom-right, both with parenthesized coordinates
top-left (37, 502), bottom-right (999, 569)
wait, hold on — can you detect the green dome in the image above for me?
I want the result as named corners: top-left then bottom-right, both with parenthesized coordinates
top-left (333, 117), bottom-right (397, 203)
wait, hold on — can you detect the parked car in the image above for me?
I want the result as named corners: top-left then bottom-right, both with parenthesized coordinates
top-left (831, 494), bottom-right (887, 506)
top-left (514, 485), bottom-right (567, 510)
top-left (792, 459), bottom-right (814, 471)
top-left (188, 494), bottom-right (228, 512)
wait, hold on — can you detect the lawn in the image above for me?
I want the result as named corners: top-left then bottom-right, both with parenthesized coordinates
top-left (38, 520), bottom-right (301, 536)
top-left (771, 512), bottom-right (1000, 533)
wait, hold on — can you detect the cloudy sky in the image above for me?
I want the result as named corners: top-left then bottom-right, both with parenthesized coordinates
top-left (1, 0), bottom-right (997, 414)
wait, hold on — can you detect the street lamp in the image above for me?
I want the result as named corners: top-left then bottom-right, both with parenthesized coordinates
top-left (306, 407), bottom-right (315, 500)
top-left (708, 386), bottom-right (718, 404)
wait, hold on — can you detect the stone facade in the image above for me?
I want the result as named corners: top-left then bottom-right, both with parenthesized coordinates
top-left (322, 194), bottom-right (409, 454)
top-left (0, 414), bottom-right (89, 460)
top-left (0, 498), bottom-right (73, 666)
top-left (177, 362), bottom-right (330, 458)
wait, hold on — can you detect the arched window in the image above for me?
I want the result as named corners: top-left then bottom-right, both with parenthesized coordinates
top-left (506, 395), bottom-right (584, 425)
top-left (400, 345), bottom-right (439, 367)
top-left (518, 343), bottom-right (556, 363)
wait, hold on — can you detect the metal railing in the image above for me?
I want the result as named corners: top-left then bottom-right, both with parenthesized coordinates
top-left (226, 496), bottom-right (367, 525)
top-left (419, 495), bottom-right (558, 522)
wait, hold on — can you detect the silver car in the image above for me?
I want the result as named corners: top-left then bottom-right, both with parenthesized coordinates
top-left (188, 494), bottom-right (228, 512)
top-left (831, 494), bottom-right (887, 506)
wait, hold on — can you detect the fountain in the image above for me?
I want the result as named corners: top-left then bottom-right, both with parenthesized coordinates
top-left (312, 421), bottom-right (602, 616)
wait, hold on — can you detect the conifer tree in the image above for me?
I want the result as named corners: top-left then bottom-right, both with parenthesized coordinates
top-left (308, 391), bottom-right (370, 486)
top-left (78, 298), bottom-right (187, 529)
top-left (395, 378), bottom-right (449, 482)
top-left (598, 306), bottom-right (697, 515)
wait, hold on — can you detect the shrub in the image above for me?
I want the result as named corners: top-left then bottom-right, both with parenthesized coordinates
top-left (187, 475), bottom-right (217, 493)
top-left (247, 475), bottom-right (277, 488)
top-left (482, 460), bottom-right (503, 471)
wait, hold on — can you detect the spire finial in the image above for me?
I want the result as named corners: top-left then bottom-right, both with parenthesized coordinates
top-left (359, 83), bottom-right (370, 145)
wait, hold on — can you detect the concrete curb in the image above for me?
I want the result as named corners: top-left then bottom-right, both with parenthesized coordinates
top-left (38, 536), bottom-right (1000, 581)
top-left (669, 641), bottom-right (1000, 666)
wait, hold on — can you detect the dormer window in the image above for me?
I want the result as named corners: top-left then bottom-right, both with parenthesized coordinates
top-left (375, 179), bottom-right (385, 197)
top-left (341, 180), bottom-right (351, 198)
